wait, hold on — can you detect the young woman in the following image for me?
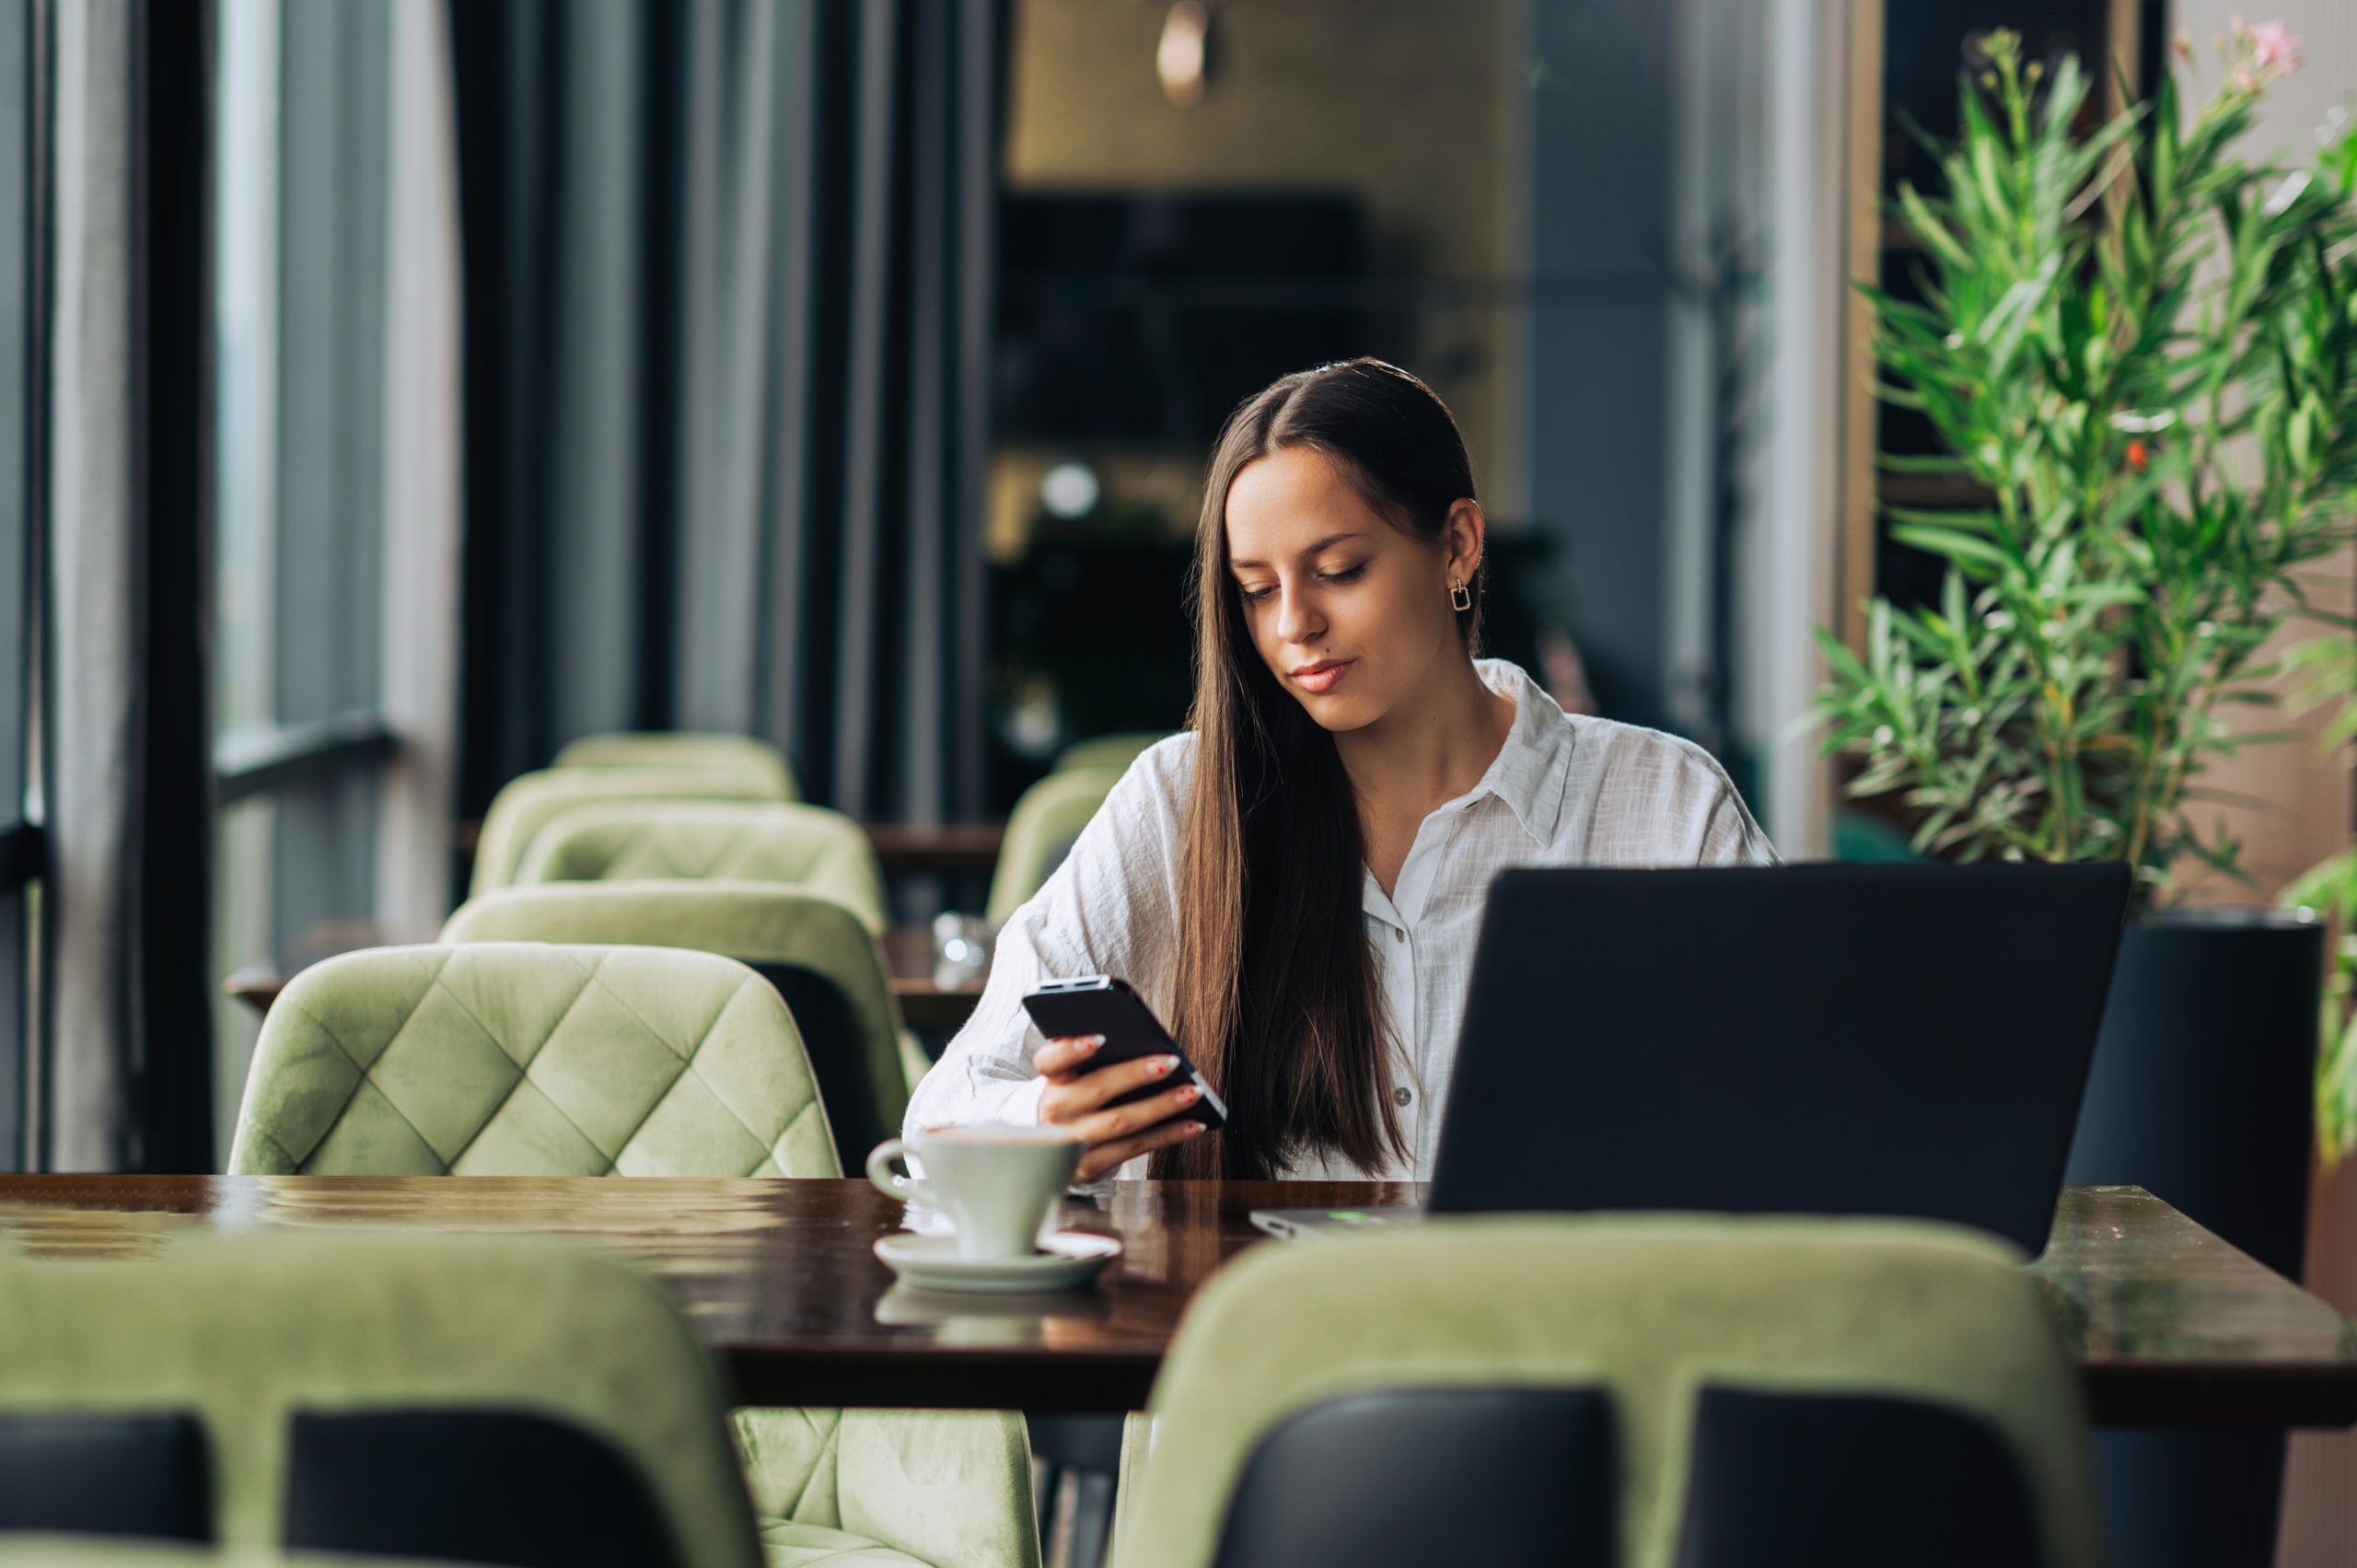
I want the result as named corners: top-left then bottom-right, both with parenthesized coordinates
top-left (908, 359), bottom-right (1773, 1181)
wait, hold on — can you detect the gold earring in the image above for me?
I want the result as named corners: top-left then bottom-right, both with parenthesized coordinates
top-left (1450, 579), bottom-right (1472, 612)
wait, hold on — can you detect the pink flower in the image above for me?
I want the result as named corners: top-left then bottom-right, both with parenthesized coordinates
top-left (2248, 19), bottom-right (2300, 70)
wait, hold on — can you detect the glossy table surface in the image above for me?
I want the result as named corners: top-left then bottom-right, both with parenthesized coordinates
top-left (0, 1177), bottom-right (2347, 1426)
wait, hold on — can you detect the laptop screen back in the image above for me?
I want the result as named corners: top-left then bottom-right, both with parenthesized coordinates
top-left (1428, 863), bottom-right (2129, 1252)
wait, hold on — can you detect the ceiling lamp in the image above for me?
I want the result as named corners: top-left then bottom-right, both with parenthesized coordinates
top-left (1039, 461), bottom-right (1101, 520)
top-left (1156, 2), bottom-right (1212, 107)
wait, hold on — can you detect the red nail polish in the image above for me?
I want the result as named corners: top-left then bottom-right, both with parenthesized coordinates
top-left (1182, 1121), bottom-right (1205, 1135)
top-left (1178, 1086), bottom-right (1201, 1104)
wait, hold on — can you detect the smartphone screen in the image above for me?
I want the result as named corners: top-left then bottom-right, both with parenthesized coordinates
top-left (1022, 976), bottom-right (1229, 1130)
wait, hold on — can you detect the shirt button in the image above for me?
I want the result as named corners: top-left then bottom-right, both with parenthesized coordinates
top-left (1393, 928), bottom-right (1405, 944)
top-left (1394, 1086), bottom-right (1412, 1107)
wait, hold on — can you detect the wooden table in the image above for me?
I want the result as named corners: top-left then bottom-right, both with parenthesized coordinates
top-left (221, 969), bottom-right (288, 1015)
top-left (863, 824), bottom-right (1005, 876)
top-left (0, 1177), bottom-right (2348, 1426)
top-left (880, 925), bottom-right (986, 1030)
top-left (865, 828), bottom-right (1001, 1031)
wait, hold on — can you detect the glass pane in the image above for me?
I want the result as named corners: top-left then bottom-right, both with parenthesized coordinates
top-left (265, 0), bottom-right (387, 973)
top-left (211, 0), bottom-right (394, 1149)
top-left (215, 0), bottom-right (277, 738)
top-left (211, 0), bottom-right (280, 1149)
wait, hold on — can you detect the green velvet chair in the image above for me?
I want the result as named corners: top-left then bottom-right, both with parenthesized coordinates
top-left (226, 944), bottom-right (836, 1179)
top-left (510, 800), bottom-right (889, 936)
top-left (0, 1231), bottom-right (761, 1567)
top-left (224, 943), bottom-right (1039, 1568)
top-left (985, 767), bottom-right (1123, 927)
top-left (1112, 1215), bottom-right (2099, 1568)
top-left (554, 732), bottom-right (800, 801)
top-left (470, 767), bottom-right (788, 900)
top-left (1051, 734), bottom-right (1167, 774)
top-left (438, 883), bottom-right (919, 1172)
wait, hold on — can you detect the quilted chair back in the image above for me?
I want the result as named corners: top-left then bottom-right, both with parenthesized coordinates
top-left (1052, 732), bottom-right (1168, 773)
top-left (985, 766), bottom-right (1123, 927)
top-left (511, 801), bottom-right (888, 935)
top-left (732, 1407), bottom-right (1041, 1568)
top-left (1118, 1215), bottom-right (2098, 1568)
top-left (440, 882), bottom-right (911, 1172)
top-left (470, 767), bottom-right (786, 899)
top-left (226, 944), bottom-right (840, 1179)
top-left (0, 1233), bottom-right (762, 1568)
top-left (553, 732), bottom-right (799, 800)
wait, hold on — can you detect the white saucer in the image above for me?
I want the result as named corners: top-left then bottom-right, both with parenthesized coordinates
top-left (873, 1230), bottom-right (1121, 1295)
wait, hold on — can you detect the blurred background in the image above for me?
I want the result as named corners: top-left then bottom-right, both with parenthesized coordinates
top-left (0, 0), bottom-right (2351, 1555)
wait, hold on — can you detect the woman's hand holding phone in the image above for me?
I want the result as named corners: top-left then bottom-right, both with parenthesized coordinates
top-left (1035, 1033), bottom-right (1208, 1179)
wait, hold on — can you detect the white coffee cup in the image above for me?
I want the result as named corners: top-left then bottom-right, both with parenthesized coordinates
top-left (866, 1123), bottom-right (1085, 1262)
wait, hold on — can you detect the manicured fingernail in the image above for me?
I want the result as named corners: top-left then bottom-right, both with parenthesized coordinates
top-left (1074, 1036), bottom-right (1103, 1054)
top-left (1177, 1086), bottom-right (1201, 1105)
top-left (1151, 1054), bottom-right (1178, 1075)
top-left (1182, 1121), bottom-right (1206, 1135)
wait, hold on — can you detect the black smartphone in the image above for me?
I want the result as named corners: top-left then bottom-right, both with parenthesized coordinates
top-left (1021, 976), bottom-right (1229, 1131)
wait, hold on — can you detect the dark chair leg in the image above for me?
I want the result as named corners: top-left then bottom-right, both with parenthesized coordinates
top-left (1068, 1469), bottom-right (1116, 1568)
top-left (1028, 1413), bottom-right (1126, 1568)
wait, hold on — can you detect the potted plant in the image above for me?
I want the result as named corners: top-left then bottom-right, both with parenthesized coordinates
top-left (1814, 29), bottom-right (2357, 1566)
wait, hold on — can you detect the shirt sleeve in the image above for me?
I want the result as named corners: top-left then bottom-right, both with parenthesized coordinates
top-left (902, 739), bottom-right (1192, 1139)
top-left (1696, 759), bottom-right (1780, 867)
top-left (1565, 717), bottom-right (1781, 868)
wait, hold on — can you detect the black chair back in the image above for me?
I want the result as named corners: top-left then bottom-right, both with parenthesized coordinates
top-left (285, 1409), bottom-right (680, 1568)
top-left (1675, 1388), bottom-right (2048, 1568)
top-left (0, 1413), bottom-right (209, 1541)
top-left (1209, 1388), bottom-right (1614, 1568)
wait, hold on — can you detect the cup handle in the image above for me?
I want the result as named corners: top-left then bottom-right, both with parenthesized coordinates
top-left (866, 1138), bottom-right (927, 1203)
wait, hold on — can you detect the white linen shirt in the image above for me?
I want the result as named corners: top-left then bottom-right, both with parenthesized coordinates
top-left (906, 659), bottom-right (1777, 1179)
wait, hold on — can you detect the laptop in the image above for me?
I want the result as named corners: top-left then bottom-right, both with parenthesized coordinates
top-left (1253, 862), bottom-right (2130, 1254)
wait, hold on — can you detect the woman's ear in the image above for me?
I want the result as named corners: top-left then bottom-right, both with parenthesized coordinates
top-left (1442, 499), bottom-right (1486, 585)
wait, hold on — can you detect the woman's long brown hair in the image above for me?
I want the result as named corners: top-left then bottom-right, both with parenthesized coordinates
top-left (1155, 359), bottom-right (1483, 1179)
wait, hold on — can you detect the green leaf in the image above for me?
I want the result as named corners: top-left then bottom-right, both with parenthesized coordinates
top-left (1898, 182), bottom-right (1974, 271)
top-left (1890, 525), bottom-right (2016, 573)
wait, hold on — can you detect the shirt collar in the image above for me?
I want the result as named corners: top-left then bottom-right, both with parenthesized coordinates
top-left (1463, 658), bottom-right (1573, 848)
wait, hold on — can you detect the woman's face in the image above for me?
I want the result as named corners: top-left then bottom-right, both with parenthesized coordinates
top-left (1224, 445), bottom-right (1481, 734)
